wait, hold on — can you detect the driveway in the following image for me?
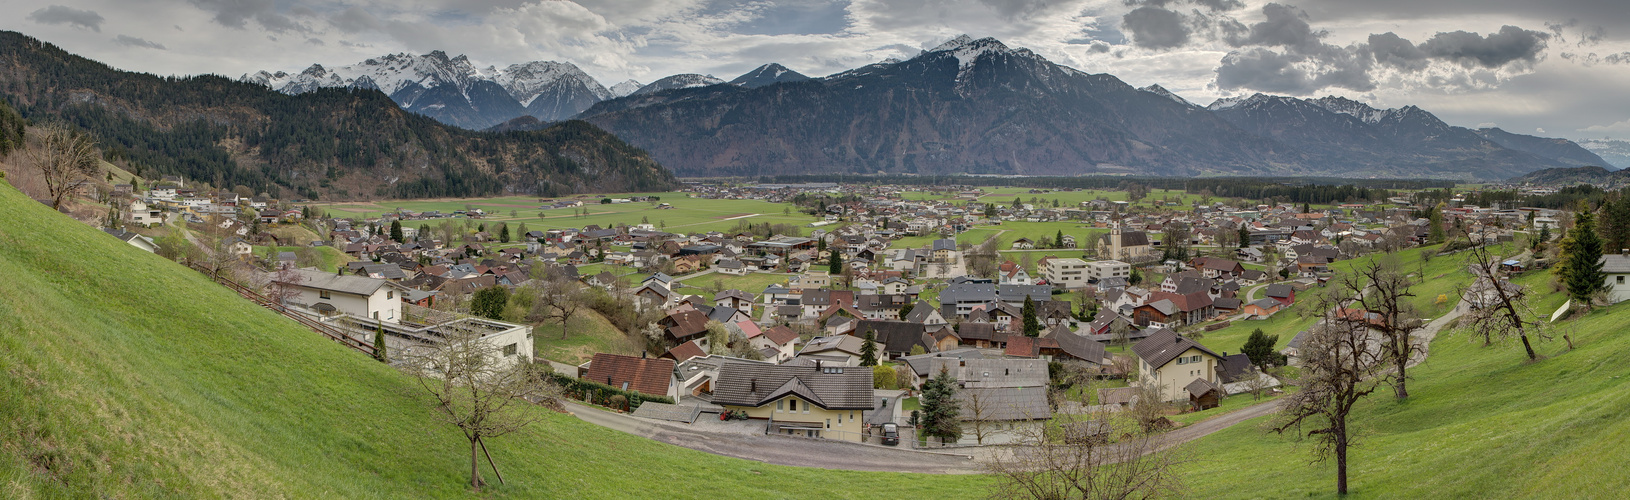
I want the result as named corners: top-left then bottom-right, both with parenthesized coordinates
top-left (566, 402), bottom-right (982, 474)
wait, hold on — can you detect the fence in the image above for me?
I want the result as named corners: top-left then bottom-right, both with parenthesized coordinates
top-left (191, 265), bottom-right (377, 357)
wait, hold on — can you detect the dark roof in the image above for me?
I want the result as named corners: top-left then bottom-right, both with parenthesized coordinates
top-left (585, 353), bottom-right (675, 397)
top-left (1052, 331), bottom-right (1108, 364)
top-left (957, 322), bottom-right (997, 341)
top-left (1185, 378), bottom-right (1221, 398)
top-left (1219, 353), bottom-right (1254, 383)
top-left (1265, 284), bottom-right (1294, 299)
top-left (761, 325), bottom-right (800, 346)
top-left (663, 310), bottom-right (710, 341)
top-left (856, 320), bottom-right (935, 355)
top-left (1132, 328), bottom-right (1222, 368)
top-left (1212, 297), bottom-right (1242, 310)
top-left (662, 340), bottom-right (707, 362)
top-left (712, 363), bottom-right (875, 410)
top-left (706, 306), bottom-right (742, 324)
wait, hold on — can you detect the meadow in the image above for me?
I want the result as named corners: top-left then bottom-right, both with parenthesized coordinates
top-left (313, 192), bottom-right (819, 236)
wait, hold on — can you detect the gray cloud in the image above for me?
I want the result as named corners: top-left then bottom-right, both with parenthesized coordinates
top-left (189, 0), bottom-right (313, 34)
top-left (1216, 48), bottom-right (1310, 93)
top-left (330, 6), bottom-right (383, 33)
top-left (27, 5), bottom-right (104, 32)
top-left (1418, 26), bottom-right (1550, 69)
top-left (1122, 6), bottom-right (1189, 49)
top-left (113, 35), bottom-right (166, 50)
top-left (1192, 0), bottom-right (1244, 11)
top-left (1602, 52), bottom-right (1630, 64)
top-left (306, 38), bottom-right (325, 46)
top-left (1367, 32), bottom-right (1429, 71)
top-left (1232, 3), bottom-right (1325, 52)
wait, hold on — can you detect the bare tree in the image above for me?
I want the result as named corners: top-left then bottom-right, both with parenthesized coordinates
top-left (267, 267), bottom-right (307, 306)
top-left (1272, 292), bottom-right (1386, 496)
top-left (535, 278), bottom-right (585, 340)
top-left (400, 327), bottom-right (553, 491)
top-left (1336, 255), bottom-right (1423, 400)
top-left (984, 381), bottom-right (1186, 499)
top-left (1458, 241), bottom-right (1554, 360)
top-left (963, 390), bottom-right (995, 445)
top-left (29, 124), bottom-right (102, 210)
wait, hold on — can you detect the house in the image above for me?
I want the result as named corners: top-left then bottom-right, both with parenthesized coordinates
top-left (659, 310), bottom-right (711, 345)
top-left (1011, 237), bottom-right (1035, 250)
top-left (902, 300), bottom-right (948, 326)
top-left (273, 269), bottom-right (404, 323)
top-left (1265, 283), bottom-right (1296, 307)
top-left (1602, 253), bottom-right (1630, 304)
top-left (1098, 226), bottom-right (1153, 261)
top-left (660, 339), bottom-right (708, 363)
top-left (128, 200), bottom-right (163, 226)
top-left (1086, 260), bottom-right (1131, 282)
top-left (797, 335), bottom-right (867, 366)
top-left (792, 271), bottom-right (831, 290)
top-left (1241, 298), bottom-right (1282, 318)
top-left (103, 229), bottom-right (159, 253)
top-left (1185, 378), bottom-right (1223, 410)
top-left (712, 363), bottom-right (876, 442)
top-left (716, 259), bottom-right (749, 275)
top-left (1132, 291), bottom-right (1214, 328)
top-left (1132, 328), bottom-right (1223, 402)
top-left (633, 282), bottom-right (674, 310)
top-left (584, 353), bottom-right (678, 399)
top-left (854, 320), bottom-right (937, 358)
top-left (1191, 257), bottom-right (1246, 279)
top-left (750, 325), bottom-right (802, 363)
top-left (715, 289), bottom-right (756, 312)
top-left (1044, 258), bottom-right (1090, 289)
top-left (928, 358), bottom-right (1053, 445)
top-left (223, 237), bottom-right (254, 256)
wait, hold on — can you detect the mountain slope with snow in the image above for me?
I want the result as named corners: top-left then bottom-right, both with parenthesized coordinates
top-left (632, 74), bottom-right (727, 96)
top-left (727, 63), bottom-right (810, 88)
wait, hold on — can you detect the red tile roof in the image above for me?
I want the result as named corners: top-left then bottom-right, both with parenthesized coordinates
top-left (585, 353), bottom-right (675, 397)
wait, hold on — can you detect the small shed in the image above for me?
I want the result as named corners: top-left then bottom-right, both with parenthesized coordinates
top-left (1185, 378), bottom-right (1222, 411)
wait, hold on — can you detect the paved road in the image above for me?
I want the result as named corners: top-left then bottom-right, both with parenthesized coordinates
top-left (566, 402), bottom-right (983, 474)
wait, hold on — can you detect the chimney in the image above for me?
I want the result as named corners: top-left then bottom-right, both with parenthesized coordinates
top-left (816, 359), bottom-right (822, 369)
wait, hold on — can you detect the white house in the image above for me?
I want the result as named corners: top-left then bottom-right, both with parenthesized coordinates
top-left (275, 269), bottom-right (404, 323)
top-left (1045, 258), bottom-right (1090, 289)
top-left (1086, 260), bottom-right (1131, 282)
top-left (1602, 254), bottom-right (1630, 304)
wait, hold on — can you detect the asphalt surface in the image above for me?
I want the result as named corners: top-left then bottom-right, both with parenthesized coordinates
top-left (568, 398), bottom-right (1285, 474)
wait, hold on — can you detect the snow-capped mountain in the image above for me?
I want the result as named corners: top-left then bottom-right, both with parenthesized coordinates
top-left (727, 63), bottom-right (809, 88)
top-left (1579, 139), bottom-right (1630, 169)
top-left (632, 74), bottom-right (727, 96)
top-left (1310, 96), bottom-right (1393, 124)
top-left (608, 79), bottom-right (644, 98)
top-left (1139, 84), bottom-right (1195, 107)
top-left (242, 51), bottom-right (612, 129)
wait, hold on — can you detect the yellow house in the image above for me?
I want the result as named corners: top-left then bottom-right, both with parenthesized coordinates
top-left (1132, 328), bottom-right (1223, 403)
top-left (712, 362), bottom-right (875, 442)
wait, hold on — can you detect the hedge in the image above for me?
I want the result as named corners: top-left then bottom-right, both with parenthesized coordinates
top-left (549, 373), bottom-right (675, 410)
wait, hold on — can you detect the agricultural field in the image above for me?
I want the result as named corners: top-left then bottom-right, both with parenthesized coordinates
top-left (312, 192), bottom-right (819, 236)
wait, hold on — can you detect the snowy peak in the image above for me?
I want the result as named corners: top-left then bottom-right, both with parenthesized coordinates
top-left (1206, 93), bottom-right (1273, 111)
top-left (923, 35), bottom-right (1023, 70)
top-left (1310, 96), bottom-right (1391, 124)
top-left (728, 63), bottom-right (811, 88)
top-left (1139, 84), bottom-right (1195, 107)
top-left (608, 79), bottom-right (643, 98)
top-left (632, 74), bottom-right (726, 96)
top-left (489, 60), bottom-right (610, 104)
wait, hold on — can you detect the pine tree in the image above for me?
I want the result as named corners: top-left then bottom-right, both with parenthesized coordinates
top-left (1238, 225), bottom-right (1250, 248)
top-left (1558, 210), bottom-right (1607, 304)
top-left (1536, 223), bottom-right (1551, 249)
top-left (1022, 295), bottom-right (1040, 337)
top-left (1055, 230), bottom-right (1065, 249)
top-left (1428, 203), bottom-right (1446, 244)
top-left (1012, 197), bottom-right (1023, 209)
top-left (499, 224), bottom-right (511, 243)
top-left (860, 330), bottom-right (879, 367)
top-left (1240, 328), bottom-right (1284, 370)
top-left (1129, 267), bottom-right (1143, 285)
top-left (1600, 196), bottom-right (1630, 254)
top-left (898, 302), bottom-right (915, 320)
top-left (829, 250), bottom-right (843, 274)
top-left (373, 322), bottom-right (389, 362)
top-left (389, 220), bottom-right (403, 242)
top-left (919, 367), bottom-right (962, 443)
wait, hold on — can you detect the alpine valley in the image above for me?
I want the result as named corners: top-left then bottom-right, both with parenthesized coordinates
top-left (254, 35), bottom-right (1609, 181)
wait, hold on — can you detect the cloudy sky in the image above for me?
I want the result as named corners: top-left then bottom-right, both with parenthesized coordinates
top-left (7, 0), bottom-right (1630, 141)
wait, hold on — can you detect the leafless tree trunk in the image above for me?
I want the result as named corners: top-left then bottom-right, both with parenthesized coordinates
top-left (29, 124), bottom-right (102, 210)
top-left (399, 325), bottom-right (555, 491)
top-left (1458, 240), bottom-right (1550, 361)
top-left (1272, 291), bottom-right (1386, 496)
top-left (535, 278), bottom-right (585, 340)
top-left (964, 391), bottom-right (993, 445)
top-left (984, 380), bottom-right (1187, 499)
top-left (1337, 255), bottom-right (1422, 400)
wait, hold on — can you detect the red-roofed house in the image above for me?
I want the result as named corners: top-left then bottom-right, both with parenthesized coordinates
top-left (585, 353), bottom-right (677, 398)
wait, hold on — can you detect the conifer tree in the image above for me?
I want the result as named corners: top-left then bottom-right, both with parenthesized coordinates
top-left (1056, 230), bottom-right (1065, 249)
top-left (1599, 196), bottom-right (1630, 254)
top-left (499, 224), bottom-right (510, 243)
top-left (898, 302), bottom-right (915, 320)
top-left (860, 330), bottom-right (879, 367)
top-left (919, 367), bottom-right (962, 444)
top-left (389, 220), bottom-right (403, 242)
top-left (374, 322), bottom-right (389, 362)
top-left (1557, 210), bottom-right (1606, 304)
top-left (829, 250), bottom-right (843, 274)
top-left (1022, 295), bottom-right (1040, 337)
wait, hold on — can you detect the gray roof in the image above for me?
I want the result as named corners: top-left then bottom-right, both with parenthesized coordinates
top-left (940, 283), bottom-right (998, 305)
top-left (1185, 378), bottom-right (1221, 398)
top-left (277, 269), bottom-right (389, 296)
top-left (931, 358), bottom-right (1048, 388)
top-left (1265, 284), bottom-right (1294, 298)
top-left (1132, 328), bottom-right (1222, 368)
top-left (958, 387), bottom-right (1051, 421)
top-left (1602, 254), bottom-right (1630, 273)
top-left (931, 239), bottom-right (957, 251)
top-left (900, 348), bottom-right (986, 377)
top-left (799, 335), bottom-right (865, 356)
top-left (711, 363), bottom-right (875, 410)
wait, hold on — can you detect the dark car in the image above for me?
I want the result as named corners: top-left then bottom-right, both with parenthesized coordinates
top-left (880, 423), bottom-right (900, 446)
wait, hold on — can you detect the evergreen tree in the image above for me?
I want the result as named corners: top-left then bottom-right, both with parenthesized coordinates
top-left (898, 302), bottom-right (915, 320)
top-left (919, 367), bottom-right (962, 443)
top-left (1428, 203), bottom-right (1446, 244)
top-left (1600, 196), bottom-right (1630, 254)
top-left (1241, 329), bottom-right (1284, 370)
top-left (1129, 267), bottom-right (1143, 285)
top-left (1302, 202), bottom-right (1311, 214)
top-left (984, 203), bottom-right (997, 217)
top-left (860, 330), bottom-right (880, 367)
top-left (389, 220), bottom-right (403, 242)
top-left (1238, 225), bottom-right (1250, 248)
top-left (477, 223), bottom-right (486, 233)
top-left (499, 224), bottom-right (511, 243)
top-left (1022, 295), bottom-right (1040, 337)
top-left (470, 286), bottom-right (510, 320)
top-left (1558, 210), bottom-right (1607, 304)
top-left (373, 322), bottom-right (389, 362)
top-left (1012, 197), bottom-right (1023, 209)
top-left (1055, 230), bottom-right (1065, 249)
top-left (829, 250), bottom-right (843, 274)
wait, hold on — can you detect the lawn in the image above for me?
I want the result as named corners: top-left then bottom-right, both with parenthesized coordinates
top-left (251, 244), bottom-right (349, 273)
top-left (531, 309), bottom-right (641, 365)
top-left (0, 182), bottom-right (993, 499)
top-left (1173, 296), bottom-right (1630, 499)
top-left (314, 192), bottom-right (821, 237)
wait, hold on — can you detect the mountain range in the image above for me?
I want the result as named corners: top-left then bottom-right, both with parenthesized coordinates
top-left (244, 54), bottom-right (806, 130)
top-left (0, 32), bottom-right (675, 200)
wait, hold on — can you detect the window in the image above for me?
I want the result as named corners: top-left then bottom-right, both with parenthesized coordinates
top-left (387, 291), bottom-right (394, 299)
top-left (789, 399), bottom-right (797, 412)
top-left (319, 290), bottom-right (331, 299)
top-left (826, 419), bottom-right (831, 429)
top-left (503, 344), bottom-right (517, 356)
top-left (1619, 276), bottom-right (1625, 285)
top-left (777, 400), bottom-right (784, 411)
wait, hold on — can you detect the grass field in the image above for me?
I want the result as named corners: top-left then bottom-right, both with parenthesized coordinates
top-left (1176, 297), bottom-right (1630, 498)
top-left (0, 181), bottom-right (992, 498)
top-left (251, 245), bottom-right (349, 273)
top-left (312, 192), bottom-right (820, 237)
top-left (531, 309), bottom-right (641, 365)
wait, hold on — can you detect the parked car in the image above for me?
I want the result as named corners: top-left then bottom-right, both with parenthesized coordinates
top-left (880, 423), bottom-right (900, 446)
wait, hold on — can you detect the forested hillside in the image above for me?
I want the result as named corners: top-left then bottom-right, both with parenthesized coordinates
top-left (0, 32), bottom-right (675, 199)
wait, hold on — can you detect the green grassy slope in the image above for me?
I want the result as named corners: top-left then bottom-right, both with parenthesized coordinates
top-left (0, 182), bottom-right (987, 498)
top-left (1177, 284), bottom-right (1630, 498)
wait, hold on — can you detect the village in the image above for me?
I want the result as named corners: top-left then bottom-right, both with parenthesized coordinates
top-left (98, 176), bottom-right (1630, 451)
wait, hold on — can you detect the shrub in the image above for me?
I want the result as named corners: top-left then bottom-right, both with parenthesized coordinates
top-left (548, 373), bottom-right (674, 410)
top-left (608, 395), bottom-right (629, 412)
